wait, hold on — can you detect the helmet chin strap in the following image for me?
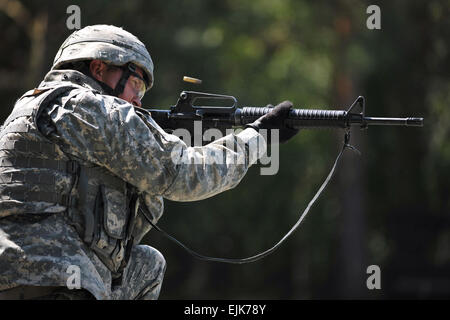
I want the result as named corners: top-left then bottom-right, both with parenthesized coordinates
top-left (112, 64), bottom-right (134, 97)
top-left (89, 63), bottom-right (134, 98)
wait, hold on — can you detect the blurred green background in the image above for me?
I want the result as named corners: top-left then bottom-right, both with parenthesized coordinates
top-left (0, 0), bottom-right (448, 299)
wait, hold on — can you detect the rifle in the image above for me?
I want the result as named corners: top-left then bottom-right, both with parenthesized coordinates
top-left (148, 91), bottom-right (423, 146)
top-left (143, 90), bottom-right (424, 264)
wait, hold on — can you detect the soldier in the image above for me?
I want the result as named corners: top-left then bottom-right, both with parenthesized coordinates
top-left (0, 25), bottom-right (298, 299)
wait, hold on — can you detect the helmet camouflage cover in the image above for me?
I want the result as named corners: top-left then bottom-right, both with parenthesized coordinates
top-left (52, 24), bottom-right (154, 90)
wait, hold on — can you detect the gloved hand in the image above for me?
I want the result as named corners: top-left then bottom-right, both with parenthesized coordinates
top-left (245, 101), bottom-right (299, 144)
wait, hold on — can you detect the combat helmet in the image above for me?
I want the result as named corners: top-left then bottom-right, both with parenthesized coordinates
top-left (52, 24), bottom-right (154, 93)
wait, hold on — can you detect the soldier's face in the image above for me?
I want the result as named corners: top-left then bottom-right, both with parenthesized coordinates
top-left (102, 65), bottom-right (145, 107)
top-left (90, 60), bottom-right (145, 107)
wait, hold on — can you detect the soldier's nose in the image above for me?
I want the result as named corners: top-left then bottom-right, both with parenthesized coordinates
top-left (131, 96), bottom-right (142, 107)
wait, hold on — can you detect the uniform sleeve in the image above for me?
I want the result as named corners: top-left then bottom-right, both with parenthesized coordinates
top-left (45, 90), bottom-right (266, 201)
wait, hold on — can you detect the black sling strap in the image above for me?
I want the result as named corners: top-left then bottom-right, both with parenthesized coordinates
top-left (139, 130), bottom-right (358, 264)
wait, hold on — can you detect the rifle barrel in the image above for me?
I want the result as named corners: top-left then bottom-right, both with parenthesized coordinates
top-left (237, 107), bottom-right (423, 128)
top-left (363, 117), bottom-right (423, 127)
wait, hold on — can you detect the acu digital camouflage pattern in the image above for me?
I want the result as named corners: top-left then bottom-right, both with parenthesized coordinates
top-left (52, 24), bottom-right (155, 89)
top-left (0, 69), bottom-right (266, 299)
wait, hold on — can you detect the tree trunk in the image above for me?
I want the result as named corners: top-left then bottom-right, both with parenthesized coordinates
top-left (332, 12), bottom-right (367, 299)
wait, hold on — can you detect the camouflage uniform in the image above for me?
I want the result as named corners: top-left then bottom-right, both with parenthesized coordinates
top-left (0, 26), bottom-right (266, 299)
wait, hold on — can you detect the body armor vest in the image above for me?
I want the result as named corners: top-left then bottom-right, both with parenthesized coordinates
top-left (0, 84), bottom-right (138, 280)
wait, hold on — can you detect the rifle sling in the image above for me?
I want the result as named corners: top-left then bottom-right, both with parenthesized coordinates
top-left (140, 130), bottom-right (357, 264)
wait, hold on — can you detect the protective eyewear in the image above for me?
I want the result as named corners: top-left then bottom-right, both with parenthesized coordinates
top-left (128, 73), bottom-right (147, 100)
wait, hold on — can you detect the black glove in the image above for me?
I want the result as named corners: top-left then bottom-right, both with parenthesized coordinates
top-left (245, 101), bottom-right (299, 144)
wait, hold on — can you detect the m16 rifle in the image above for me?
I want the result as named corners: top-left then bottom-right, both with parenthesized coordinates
top-left (148, 91), bottom-right (423, 146)
top-left (141, 85), bottom-right (424, 264)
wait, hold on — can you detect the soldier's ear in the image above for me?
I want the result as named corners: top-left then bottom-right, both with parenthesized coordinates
top-left (89, 60), bottom-right (106, 81)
